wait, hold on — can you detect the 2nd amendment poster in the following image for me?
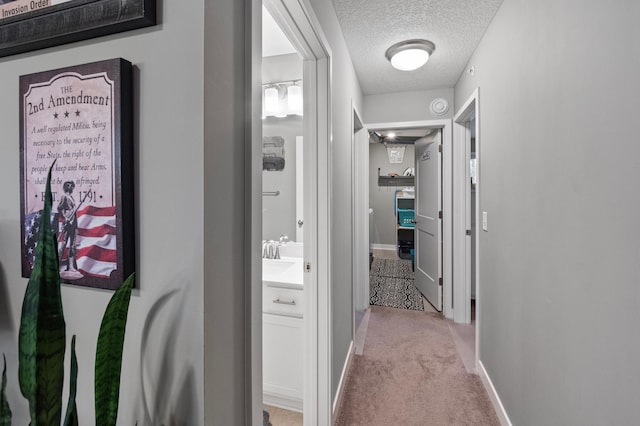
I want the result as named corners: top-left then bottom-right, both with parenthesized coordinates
top-left (19, 58), bottom-right (135, 290)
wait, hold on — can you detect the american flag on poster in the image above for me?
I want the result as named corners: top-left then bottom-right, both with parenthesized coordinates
top-left (24, 206), bottom-right (117, 279)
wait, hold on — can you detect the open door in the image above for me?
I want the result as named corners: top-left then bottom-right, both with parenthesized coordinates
top-left (414, 130), bottom-right (442, 311)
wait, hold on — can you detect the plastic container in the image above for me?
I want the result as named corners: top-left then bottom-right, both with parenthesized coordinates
top-left (398, 208), bottom-right (415, 228)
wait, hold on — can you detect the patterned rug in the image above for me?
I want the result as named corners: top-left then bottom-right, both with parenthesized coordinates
top-left (370, 258), bottom-right (414, 279)
top-left (370, 258), bottom-right (423, 311)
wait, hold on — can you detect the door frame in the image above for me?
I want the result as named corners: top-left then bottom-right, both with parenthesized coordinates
top-left (259, 0), bottom-right (333, 424)
top-left (351, 103), bottom-right (368, 319)
top-left (453, 88), bottom-right (480, 358)
top-left (365, 119), bottom-right (453, 319)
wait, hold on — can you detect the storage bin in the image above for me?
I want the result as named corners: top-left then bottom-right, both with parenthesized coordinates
top-left (398, 208), bottom-right (415, 228)
top-left (398, 239), bottom-right (414, 260)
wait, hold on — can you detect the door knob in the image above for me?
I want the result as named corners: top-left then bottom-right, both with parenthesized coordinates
top-left (298, 220), bottom-right (304, 226)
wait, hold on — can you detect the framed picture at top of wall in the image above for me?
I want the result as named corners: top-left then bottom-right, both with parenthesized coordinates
top-left (0, 0), bottom-right (155, 58)
top-left (19, 58), bottom-right (135, 291)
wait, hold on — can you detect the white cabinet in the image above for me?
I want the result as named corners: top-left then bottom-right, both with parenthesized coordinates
top-left (263, 285), bottom-right (304, 412)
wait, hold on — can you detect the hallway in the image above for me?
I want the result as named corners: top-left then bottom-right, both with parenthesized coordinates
top-left (336, 306), bottom-right (497, 425)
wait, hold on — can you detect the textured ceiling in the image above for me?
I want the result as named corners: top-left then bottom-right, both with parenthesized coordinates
top-left (332, 0), bottom-right (504, 95)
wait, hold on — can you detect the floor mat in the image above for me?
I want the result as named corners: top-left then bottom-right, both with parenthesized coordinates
top-left (369, 276), bottom-right (424, 311)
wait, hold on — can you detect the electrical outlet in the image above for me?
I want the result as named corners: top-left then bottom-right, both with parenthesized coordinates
top-left (482, 211), bottom-right (488, 231)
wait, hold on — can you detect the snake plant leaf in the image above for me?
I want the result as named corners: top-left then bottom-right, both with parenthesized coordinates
top-left (63, 336), bottom-right (78, 426)
top-left (18, 162), bottom-right (66, 425)
top-left (95, 273), bottom-right (135, 426)
top-left (0, 354), bottom-right (11, 426)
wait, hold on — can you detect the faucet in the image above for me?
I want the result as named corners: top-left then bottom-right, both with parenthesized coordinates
top-left (262, 240), bottom-right (280, 259)
top-left (279, 234), bottom-right (290, 244)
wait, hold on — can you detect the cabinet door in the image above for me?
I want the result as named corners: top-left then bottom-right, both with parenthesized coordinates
top-left (263, 313), bottom-right (304, 411)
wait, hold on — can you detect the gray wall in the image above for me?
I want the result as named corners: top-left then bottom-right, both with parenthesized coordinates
top-left (455, 0), bottom-right (640, 424)
top-left (203, 0), bottom-right (261, 424)
top-left (369, 143), bottom-right (416, 246)
top-left (263, 117), bottom-right (302, 241)
top-left (0, 1), bottom-right (206, 424)
top-left (364, 88), bottom-right (455, 123)
top-left (307, 0), bottom-right (364, 403)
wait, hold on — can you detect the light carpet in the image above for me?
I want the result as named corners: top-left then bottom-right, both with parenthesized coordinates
top-left (336, 306), bottom-right (499, 426)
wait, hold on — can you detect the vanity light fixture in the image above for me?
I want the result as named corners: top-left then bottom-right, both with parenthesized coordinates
top-left (262, 80), bottom-right (304, 118)
top-left (287, 81), bottom-right (303, 115)
top-left (264, 86), bottom-right (280, 114)
top-left (385, 39), bottom-right (436, 71)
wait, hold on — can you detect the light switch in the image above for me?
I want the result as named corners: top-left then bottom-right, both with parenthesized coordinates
top-left (482, 211), bottom-right (488, 231)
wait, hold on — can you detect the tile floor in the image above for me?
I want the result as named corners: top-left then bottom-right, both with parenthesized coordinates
top-left (264, 405), bottom-right (303, 426)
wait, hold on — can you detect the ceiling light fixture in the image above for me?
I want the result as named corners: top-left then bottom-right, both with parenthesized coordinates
top-left (385, 39), bottom-right (435, 71)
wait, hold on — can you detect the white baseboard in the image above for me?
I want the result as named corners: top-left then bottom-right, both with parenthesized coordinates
top-left (332, 341), bottom-right (354, 423)
top-left (477, 360), bottom-right (512, 426)
top-left (371, 244), bottom-right (396, 251)
top-left (263, 390), bottom-right (303, 413)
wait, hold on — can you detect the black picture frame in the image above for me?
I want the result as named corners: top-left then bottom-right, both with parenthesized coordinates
top-left (19, 58), bottom-right (135, 290)
top-left (0, 0), bottom-right (155, 58)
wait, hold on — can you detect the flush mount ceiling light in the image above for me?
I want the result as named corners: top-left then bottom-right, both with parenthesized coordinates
top-left (385, 39), bottom-right (436, 71)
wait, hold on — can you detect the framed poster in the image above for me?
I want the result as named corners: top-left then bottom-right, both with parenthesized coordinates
top-left (0, 0), bottom-right (155, 58)
top-left (19, 58), bottom-right (135, 290)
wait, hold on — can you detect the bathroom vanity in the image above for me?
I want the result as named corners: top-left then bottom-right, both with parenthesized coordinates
top-left (262, 251), bottom-right (304, 412)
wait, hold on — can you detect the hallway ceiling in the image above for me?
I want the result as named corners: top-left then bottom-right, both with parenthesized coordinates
top-left (331, 0), bottom-right (504, 95)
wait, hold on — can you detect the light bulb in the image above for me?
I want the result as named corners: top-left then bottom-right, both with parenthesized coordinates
top-left (390, 49), bottom-right (430, 71)
top-left (287, 84), bottom-right (303, 115)
top-left (264, 87), bottom-right (279, 114)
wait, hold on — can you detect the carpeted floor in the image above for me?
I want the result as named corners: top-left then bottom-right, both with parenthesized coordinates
top-left (370, 258), bottom-right (424, 311)
top-left (335, 306), bottom-right (499, 426)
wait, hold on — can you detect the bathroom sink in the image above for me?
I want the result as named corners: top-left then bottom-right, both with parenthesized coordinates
top-left (263, 259), bottom-right (296, 276)
top-left (263, 258), bottom-right (303, 288)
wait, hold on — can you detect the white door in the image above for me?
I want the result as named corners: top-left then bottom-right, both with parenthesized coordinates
top-left (414, 130), bottom-right (442, 310)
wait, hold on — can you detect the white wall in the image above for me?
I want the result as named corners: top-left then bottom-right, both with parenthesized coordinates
top-left (263, 116), bottom-right (302, 241)
top-left (363, 88), bottom-right (454, 123)
top-left (0, 1), bottom-right (206, 424)
top-left (306, 0), bottom-right (364, 402)
top-left (455, 0), bottom-right (640, 424)
top-left (263, 53), bottom-right (303, 83)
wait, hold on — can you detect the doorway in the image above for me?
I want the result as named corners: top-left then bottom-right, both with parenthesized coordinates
top-left (364, 120), bottom-right (454, 319)
top-left (452, 88), bottom-right (480, 371)
top-left (351, 106), bottom-right (369, 350)
top-left (257, 1), bottom-right (332, 424)
top-left (261, 6), bottom-right (305, 418)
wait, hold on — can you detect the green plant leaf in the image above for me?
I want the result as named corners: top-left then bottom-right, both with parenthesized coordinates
top-left (0, 354), bottom-right (12, 426)
top-left (18, 162), bottom-right (66, 425)
top-left (63, 336), bottom-right (78, 426)
top-left (95, 273), bottom-right (135, 426)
